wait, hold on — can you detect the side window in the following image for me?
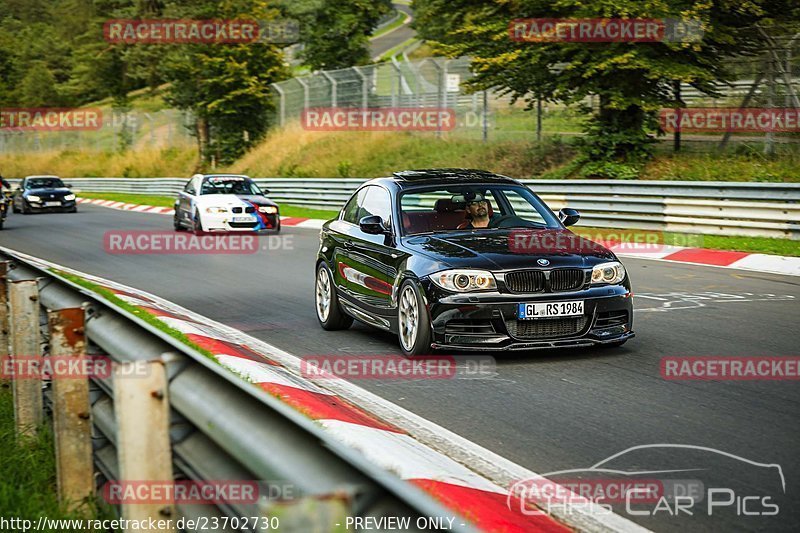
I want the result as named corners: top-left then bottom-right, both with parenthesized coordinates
top-left (359, 186), bottom-right (392, 228)
top-left (184, 180), bottom-right (196, 194)
top-left (342, 188), bottom-right (366, 224)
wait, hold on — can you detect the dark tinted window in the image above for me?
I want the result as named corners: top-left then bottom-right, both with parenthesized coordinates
top-left (359, 186), bottom-right (392, 228)
top-left (26, 177), bottom-right (64, 189)
top-left (342, 188), bottom-right (366, 224)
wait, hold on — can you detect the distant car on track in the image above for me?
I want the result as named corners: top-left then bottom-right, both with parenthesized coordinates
top-left (314, 169), bottom-right (634, 356)
top-left (173, 174), bottom-right (280, 233)
top-left (12, 175), bottom-right (77, 214)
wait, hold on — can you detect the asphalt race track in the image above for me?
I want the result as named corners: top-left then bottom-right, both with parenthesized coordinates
top-left (1, 205), bottom-right (798, 532)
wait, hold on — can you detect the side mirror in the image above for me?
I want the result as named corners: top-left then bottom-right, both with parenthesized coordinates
top-left (359, 215), bottom-right (389, 235)
top-left (66, 183), bottom-right (73, 188)
top-left (558, 207), bottom-right (580, 227)
top-left (262, 188), bottom-right (270, 195)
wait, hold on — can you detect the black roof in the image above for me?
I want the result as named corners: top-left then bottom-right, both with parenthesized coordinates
top-left (391, 168), bottom-right (518, 184)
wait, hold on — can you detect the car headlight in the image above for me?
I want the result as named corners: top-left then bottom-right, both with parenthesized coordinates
top-left (591, 261), bottom-right (626, 285)
top-left (27, 195), bottom-right (41, 202)
top-left (64, 194), bottom-right (75, 201)
top-left (431, 269), bottom-right (497, 292)
top-left (258, 206), bottom-right (278, 214)
top-left (205, 207), bottom-right (227, 214)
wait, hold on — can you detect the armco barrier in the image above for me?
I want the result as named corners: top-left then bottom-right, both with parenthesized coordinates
top-left (0, 251), bottom-right (478, 532)
top-left (14, 177), bottom-right (799, 239)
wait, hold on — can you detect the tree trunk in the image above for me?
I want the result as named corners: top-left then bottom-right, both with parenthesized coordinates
top-left (196, 116), bottom-right (210, 168)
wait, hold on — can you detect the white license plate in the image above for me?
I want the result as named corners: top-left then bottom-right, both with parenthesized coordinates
top-left (232, 216), bottom-right (254, 223)
top-left (518, 300), bottom-right (584, 319)
top-left (44, 201), bottom-right (61, 207)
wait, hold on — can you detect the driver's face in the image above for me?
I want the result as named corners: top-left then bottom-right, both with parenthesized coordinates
top-left (467, 200), bottom-right (488, 217)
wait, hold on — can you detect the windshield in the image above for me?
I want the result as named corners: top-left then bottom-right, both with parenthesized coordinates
top-left (26, 177), bottom-right (65, 189)
top-left (200, 176), bottom-right (262, 196)
top-left (399, 184), bottom-right (560, 235)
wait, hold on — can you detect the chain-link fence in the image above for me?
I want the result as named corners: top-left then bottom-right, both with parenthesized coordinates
top-left (271, 44), bottom-right (800, 153)
top-left (0, 108), bottom-right (195, 154)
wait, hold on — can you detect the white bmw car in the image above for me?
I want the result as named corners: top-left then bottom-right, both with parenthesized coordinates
top-left (173, 174), bottom-right (280, 233)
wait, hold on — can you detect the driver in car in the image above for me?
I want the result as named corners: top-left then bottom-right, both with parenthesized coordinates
top-left (462, 191), bottom-right (500, 229)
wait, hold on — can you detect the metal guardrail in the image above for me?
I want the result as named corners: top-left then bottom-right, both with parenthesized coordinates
top-left (53, 177), bottom-right (800, 239)
top-left (0, 252), bottom-right (469, 533)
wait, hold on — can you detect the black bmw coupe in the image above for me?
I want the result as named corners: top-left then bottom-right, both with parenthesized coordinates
top-left (315, 169), bottom-right (634, 355)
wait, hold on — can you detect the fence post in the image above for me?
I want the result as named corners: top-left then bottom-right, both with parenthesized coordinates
top-left (49, 307), bottom-right (94, 510)
top-left (9, 280), bottom-right (42, 438)
top-left (322, 71), bottom-right (337, 108)
top-left (114, 359), bottom-right (176, 531)
top-left (0, 262), bottom-right (10, 386)
top-left (353, 66), bottom-right (369, 109)
top-left (297, 78), bottom-right (310, 111)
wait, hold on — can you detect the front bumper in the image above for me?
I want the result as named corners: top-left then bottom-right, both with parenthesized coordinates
top-left (26, 199), bottom-right (76, 212)
top-left (425, 283), bottom-right (634, 351)
top-left (201, 212), bottom-right (279, 232)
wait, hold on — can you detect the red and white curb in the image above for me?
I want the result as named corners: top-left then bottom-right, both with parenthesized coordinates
top-left (77, 197), bottom-right (798, 276)
top-left (77, 197), bottom-right (324, 229)
top-left (4, 246), bottom-right (649, 533)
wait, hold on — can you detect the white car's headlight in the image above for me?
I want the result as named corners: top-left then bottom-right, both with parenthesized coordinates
top-left (258, 206), bottom-right (278, 214)
top-left (205, 207), bottom-right (228, 214)
top-left (591, 261), bottom-right (626, 285)
top-left (431, 269), bottom-right (497, 292)
top-left (64, 194), bottom-right (76, 201)
top-left (27, 195), bottom-right (41, 202)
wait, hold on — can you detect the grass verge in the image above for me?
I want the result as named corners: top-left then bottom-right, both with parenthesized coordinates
top-left (572, 226), bottom-right (800, 257)
top-left (0, 385), bottom-right (106, 529)
top-left (49, 269), bottom-right (216, 361)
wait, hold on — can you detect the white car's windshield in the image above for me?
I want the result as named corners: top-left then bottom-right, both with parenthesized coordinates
top-left (200, 177), bottom-right (262, 195)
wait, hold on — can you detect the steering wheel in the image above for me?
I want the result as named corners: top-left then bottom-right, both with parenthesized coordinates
top-left (487, 215), bottom-right (533, 229)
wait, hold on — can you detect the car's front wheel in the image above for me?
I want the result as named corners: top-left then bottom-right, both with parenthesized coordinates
top-left (315, 262), bottom-right (353, 330)
top-left (397, 280), bottom-right (432, 356)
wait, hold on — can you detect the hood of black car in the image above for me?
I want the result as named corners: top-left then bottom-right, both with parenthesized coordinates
top-left (402, 228), bottom-right (615, 270)
top-left (25, 187), bottom-right (71, 197)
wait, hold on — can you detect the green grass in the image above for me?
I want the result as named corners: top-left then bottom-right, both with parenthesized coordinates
top-left (573, 226), bottom-right (800, 257)
top-left (0, 385), bottom-right (107, 530)
top-left (77, 192), bottom-right (341, 219)
top-left (49, 269), bottom-right (216, 361)
top-left (371, 9), bottom-right (409, 40)
top-left (78, 192), bottom-right (175, 207)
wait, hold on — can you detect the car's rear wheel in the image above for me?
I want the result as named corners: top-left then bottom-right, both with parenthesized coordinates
top-left (397, 280), bottom-right (432, 356)
top-left (315, 262), bottom-right (353, 330)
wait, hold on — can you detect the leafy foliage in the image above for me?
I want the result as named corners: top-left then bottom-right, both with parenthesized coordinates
top-left (412, 0), bottom-right (800, 176)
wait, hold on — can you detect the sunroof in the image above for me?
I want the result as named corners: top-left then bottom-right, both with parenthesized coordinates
top-left (392, 168), bottom-right (500, 180)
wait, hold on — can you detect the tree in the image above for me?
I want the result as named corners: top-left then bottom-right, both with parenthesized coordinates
top-left (288, 0), bottom-right (392, 70)
top-left (161, 0), bottom-right (289, 166)
top-left (412, 0), bottom-right (800, 177)
top-left (17, 61), bottom-right (60, 106)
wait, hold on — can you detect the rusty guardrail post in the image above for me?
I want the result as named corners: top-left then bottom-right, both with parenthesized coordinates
top-left (49, 307), bottom-right (94, 510)
top-left (114, 359), bottom-right (176, 532)
top-left (9, 279), bottom-right (42, 437)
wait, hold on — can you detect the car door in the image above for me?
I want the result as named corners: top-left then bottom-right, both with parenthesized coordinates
top-left (337, 186), bottom-right (401, 326)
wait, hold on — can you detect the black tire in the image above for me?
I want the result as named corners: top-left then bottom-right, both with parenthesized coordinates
top-left (192, 210), bottom-right (203, 234)
top-left (174, 211), bottom-right (185, 231)
top-left (397, 279), bottom-right (433, 356)
top-left (22, 203), bottom-right (31, 214)
top-left (12, 203), bottom-right (19, 214)
top-left (315, 262), bottom-right (353, 330)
